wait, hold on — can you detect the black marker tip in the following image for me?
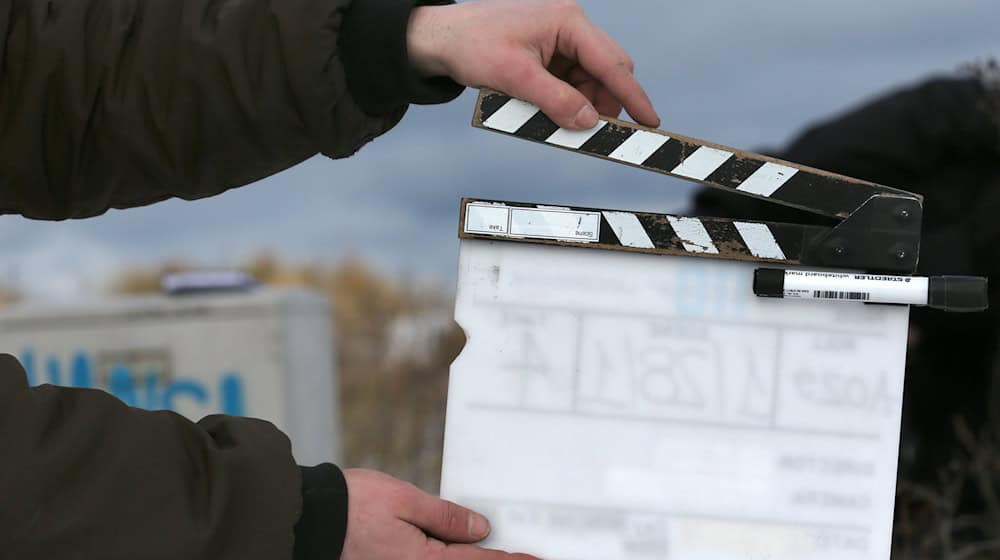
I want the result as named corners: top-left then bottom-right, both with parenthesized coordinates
top-left (753, 268), bottom-right (786, 298)
top-left (928, 276), bottom-right (990, 312)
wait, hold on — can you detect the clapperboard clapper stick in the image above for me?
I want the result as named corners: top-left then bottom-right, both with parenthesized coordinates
top-left (464, 88), bottom-right (989, 312)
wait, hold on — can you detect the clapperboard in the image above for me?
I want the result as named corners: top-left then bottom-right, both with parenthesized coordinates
top-left (439, 90), bottom-right (987, 560)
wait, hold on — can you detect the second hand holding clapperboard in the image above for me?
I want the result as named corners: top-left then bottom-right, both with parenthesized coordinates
top-left (439, 90), bottom-right (989, 560)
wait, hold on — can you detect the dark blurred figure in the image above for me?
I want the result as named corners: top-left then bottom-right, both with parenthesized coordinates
top-left (694, 63), bottom-right (1000, 556)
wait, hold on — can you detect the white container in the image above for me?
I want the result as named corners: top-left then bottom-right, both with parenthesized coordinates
top-left (0, 287), bottom-right (338, 465)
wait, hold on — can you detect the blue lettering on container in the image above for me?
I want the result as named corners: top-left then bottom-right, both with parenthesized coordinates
top-left (20, 348), bottom-right (247, 416)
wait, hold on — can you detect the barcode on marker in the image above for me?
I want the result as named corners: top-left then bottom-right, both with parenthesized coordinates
top-left (813, 290), bottom-right (871, 301)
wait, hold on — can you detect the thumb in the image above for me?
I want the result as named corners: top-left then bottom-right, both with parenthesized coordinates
top-left (399, 490), bottom-right (492, 543)
top-left (496, 59), bottom-right (599, 130)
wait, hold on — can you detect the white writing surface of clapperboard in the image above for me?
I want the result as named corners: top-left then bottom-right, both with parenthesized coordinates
top-left (440, 91), bottom-right (919, 560)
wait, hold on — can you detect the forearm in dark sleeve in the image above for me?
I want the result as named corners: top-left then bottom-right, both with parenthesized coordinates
top-left (0, 0), bottom-right (458, 220)
top-left (294, 464), bottom-right (350, 560)
top-left (340, 0), bottom-right (464, 117)
top-left (0, 353), bottom-right (303, 559)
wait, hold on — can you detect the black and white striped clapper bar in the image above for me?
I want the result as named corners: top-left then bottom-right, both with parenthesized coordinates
top-left (460, 89), bottom-right (989, 312)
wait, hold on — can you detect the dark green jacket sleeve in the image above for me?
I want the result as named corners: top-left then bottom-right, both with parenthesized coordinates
top-left (0, 354), bottom-right (302, 558)
top-left (0, 0), bottom-right (460, 220)
top-left (0, 0), bottom-right (464, 557)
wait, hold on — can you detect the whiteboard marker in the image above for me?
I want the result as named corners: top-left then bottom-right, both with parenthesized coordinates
top-left (753, 269), bottom-right (989, 312)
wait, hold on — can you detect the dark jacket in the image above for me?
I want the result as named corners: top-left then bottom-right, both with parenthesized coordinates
top-left (694, 74), bottom-right (1000, 481)
top-left (0, 0), bottom-right (462, 558)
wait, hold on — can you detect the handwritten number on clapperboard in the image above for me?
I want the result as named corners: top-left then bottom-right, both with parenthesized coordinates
top-left (501, 313), bottom-right (559, 407)
top-left (794, 368), bottom-right (896, 414)
top-left (579, 337), bottom-right (709, 411)
top-left (637, 347), bottom-right (706, 408)
top-left (738, 345), bottom-right (771, 419)
top-left (580, 339), bottom-right (632, 409)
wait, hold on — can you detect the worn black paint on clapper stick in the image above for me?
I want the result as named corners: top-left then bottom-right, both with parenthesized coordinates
top-left (473, 89), bottom-right (919, 220)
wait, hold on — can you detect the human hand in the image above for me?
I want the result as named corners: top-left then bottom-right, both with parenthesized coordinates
top-left (407, 0), bottom-right (660, 130)
top-left (341, 469), bottom-right (540, 560)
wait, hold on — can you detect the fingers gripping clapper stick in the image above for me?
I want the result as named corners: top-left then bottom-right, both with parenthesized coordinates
top-left (467, 88), bottom-right (988, 311)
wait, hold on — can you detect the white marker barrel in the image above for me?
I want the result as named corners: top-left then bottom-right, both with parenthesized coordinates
top-left (754, 269), bottom-right (988, 312)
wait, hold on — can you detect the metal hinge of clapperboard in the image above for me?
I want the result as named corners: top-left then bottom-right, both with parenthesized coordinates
top-left (459, 88), bottom-right (989, 312)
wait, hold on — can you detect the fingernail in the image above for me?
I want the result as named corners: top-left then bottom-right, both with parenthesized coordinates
top-left (468, 513), bottom-right (490, 539)
top-left (573, 105), bottom-right (599, 129)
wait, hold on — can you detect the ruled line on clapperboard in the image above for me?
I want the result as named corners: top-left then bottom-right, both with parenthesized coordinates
top-left (471, 300), bottom-right (888, 338)
top-left (461, 497), bottom-right (873, 534)
top-left (467, 403), bottom-right (881, 441)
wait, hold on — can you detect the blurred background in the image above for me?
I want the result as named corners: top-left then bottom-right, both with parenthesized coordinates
top-left (1, 0), bottom-right (998, 558)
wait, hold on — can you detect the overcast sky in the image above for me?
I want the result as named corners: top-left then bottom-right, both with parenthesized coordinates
top-left (2, 0), bottom-right (997, 299)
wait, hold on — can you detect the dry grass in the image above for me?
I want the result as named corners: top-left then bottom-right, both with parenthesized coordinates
top-left (0, 284), bottom-right (20, 307)
top-left (893, 419), bottom-right (1000, 559)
